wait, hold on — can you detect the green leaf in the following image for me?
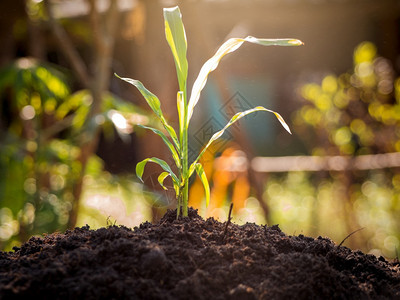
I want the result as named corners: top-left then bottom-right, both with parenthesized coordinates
top-left (244, 36), bottom-right (304, 47)
top-left (195, 163), bottom-right (210, 207)
top-left (136, 124), bottom-right (181, 168)
top-left (189, 106), bottom-right (291, 176)
top-left (157, 171), bottom-right (180, 198)
top-left (115, 75), bottom-right (161, 116)
top-left (187, 36), bottom-right (303, 122)
top-left (136, 157), bottom-right (179, 186)
top-left (157, 172), bottom-right (170, 190)
top-left (163, 6), bottom-right (188, 93)
top-left (115, 74), bottom-right (180, 149)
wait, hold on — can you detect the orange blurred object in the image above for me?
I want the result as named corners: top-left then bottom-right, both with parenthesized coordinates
top-left (189, 143), bottom-right (250, 219)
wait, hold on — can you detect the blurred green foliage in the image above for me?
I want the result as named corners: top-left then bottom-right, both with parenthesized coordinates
top-left (268, 41), bottom-right (400, 258)
top-left (294, 41), bottom-right (400, 156)
top-left (0, 58), bottom-right (150, 250)
top-left (266, 170), bottom-right (400, 259)
top-left (0, 59), bottom-right (74, 247)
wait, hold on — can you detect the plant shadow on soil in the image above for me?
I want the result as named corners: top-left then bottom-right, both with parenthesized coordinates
top-left (0, 207), bottom-right (399, 299)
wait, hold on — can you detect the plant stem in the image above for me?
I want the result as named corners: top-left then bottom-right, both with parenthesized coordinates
top-left (182, 93), bottom-right (189, 217)
top-left (177, 89), bottom-right (189, 218)
top-left (182, 167), bottom-right (189, 216)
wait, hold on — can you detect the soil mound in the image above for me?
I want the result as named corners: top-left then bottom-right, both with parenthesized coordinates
top-left (1, 208), bottom-right (399, 299)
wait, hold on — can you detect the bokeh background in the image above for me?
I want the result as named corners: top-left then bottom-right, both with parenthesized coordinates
top-left (1, 0), bottom-right (400, 259)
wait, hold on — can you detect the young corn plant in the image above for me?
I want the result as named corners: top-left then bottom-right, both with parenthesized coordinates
top-left (116, 6), bottom-right (303, 218)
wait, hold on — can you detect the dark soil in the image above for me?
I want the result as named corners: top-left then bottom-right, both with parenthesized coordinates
top-left (1, 208), bottom-right (399, 299)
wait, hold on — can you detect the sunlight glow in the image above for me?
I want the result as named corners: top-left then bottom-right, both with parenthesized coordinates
top-left (108, 110), bottom-right (131, 133)
top-left (20, 105), bottom-right (36, 120)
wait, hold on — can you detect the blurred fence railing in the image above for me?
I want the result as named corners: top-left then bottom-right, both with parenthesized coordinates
top-left (247, 152), bottom-right (400, 173)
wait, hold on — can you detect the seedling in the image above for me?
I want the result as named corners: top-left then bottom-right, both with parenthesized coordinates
top-left (116, 6), bottom-right (303, 218)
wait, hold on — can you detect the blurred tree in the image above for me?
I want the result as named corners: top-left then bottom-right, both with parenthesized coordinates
top-left (0, 0), bottom-right (154, 249)
top-left (43, 0), bottom-right (120, 228)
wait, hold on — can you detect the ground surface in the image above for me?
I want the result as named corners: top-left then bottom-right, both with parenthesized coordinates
top-left (0, 208), bottom-right (399, 299)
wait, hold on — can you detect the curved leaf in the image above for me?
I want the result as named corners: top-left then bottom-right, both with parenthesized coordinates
top-left (157, 172), bottom-right (170, 190)
top-left (187, 36), bottom-right (303, 122)
top-left (195, 163), bottom-right (210, 207)
top-left (136, 157), bottom-right (179, 186)
top-left (164, 6), bottom-right (188, 93)
top-left (157, 172), bottom-right (180, 198)
top-left (137, 124), bottom-right (181, 168)
top-left (189, 106), bottom-right (291, 176)
top-left (115, 74), bottom-right (179, 149)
